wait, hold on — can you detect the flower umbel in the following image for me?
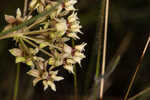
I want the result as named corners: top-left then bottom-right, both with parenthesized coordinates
top-left (5, 0), bottom-right (86, 91)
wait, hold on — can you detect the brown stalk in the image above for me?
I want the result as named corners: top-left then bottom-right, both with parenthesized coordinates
top-left (99, 0), bottom-right (110, 99)
top-left (128, 87), bottom-right (150, 100)
top-left (124, 35), bottom-right (150, 100)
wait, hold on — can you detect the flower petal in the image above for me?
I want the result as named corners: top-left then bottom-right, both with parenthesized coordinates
top-left (52, 75), bottom-right (64, 81)
top-left (64, 64), bottom-right (74, 74)
top-left (43, 80), bottom-right (48, 91)
top-left (49, 70), bottom-right (58, 75)
top-left (75, 43), bottom-right (87, 51)
top-left (9, 48), bottom-right (23, 57)
top-left (27, 69), bottom-right (40, 78)
top-left (5, 15), bottom-right (16, 24)
top-left (33, 77), bottom-right (42, 86)
top-left (47, 81), bottom-right (56, 91)
top-left (16, 8), bottom-right (22, 19)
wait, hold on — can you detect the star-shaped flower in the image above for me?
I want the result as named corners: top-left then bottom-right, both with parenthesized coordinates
top-left (27, 61), bottom-right (64, 91)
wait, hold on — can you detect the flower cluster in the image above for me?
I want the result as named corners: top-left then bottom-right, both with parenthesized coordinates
top-left (5, 0), bottom-right (86, 91)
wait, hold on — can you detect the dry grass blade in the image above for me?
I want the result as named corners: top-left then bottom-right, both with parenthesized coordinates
top-left (128, 87), bottom-right (150, 100)
top-left (124, 35), bottom-right (150, 100)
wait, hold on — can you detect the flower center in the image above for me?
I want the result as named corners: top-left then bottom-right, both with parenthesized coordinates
top-left (42, 72), bottom-right (48, 79)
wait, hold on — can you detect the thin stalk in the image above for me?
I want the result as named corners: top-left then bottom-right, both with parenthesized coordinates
top-left (12, 2), bottom-right (27, 100)
top-left (95, 0), bottom-right (106, 78)
top-left (25, 18), bottom-right (45, 30)
top-left (128, 87), bottom-right (150, 100)
top-left (23, 36), bottom-right (62, 50)
top-left (23, 0), bottom-right (28, 17)
top-left (99, 0), bottom-right (109, 99)
top-left (72, 39), bottom-right (78, 100)
top-left (13, 63), bottom-right (20, 100)
top-left (20, 38), bottom-right (29, 53)
top-left (124, 35), bottom-right (150, 100)
top-left (83, 0), bottom-right (106, 96)
top-left (0, 28), bottom-right (53, 40)
top-left (23, 38), bottom-right (52, 57)
top-left (73, 65), bottom-right (78, 100)
top-left (91, 0), bottom-right (106, 99)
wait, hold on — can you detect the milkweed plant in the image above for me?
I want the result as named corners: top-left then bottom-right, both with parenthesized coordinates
top-left (2, 0), bottom-right (86, 91)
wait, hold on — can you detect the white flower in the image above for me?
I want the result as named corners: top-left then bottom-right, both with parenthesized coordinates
top-left (5, 8), bottom-right (24, 24)
top-left (75, 43), bottom-right (87, 51)
top-left (16, 8), bottom-right (23, 22)
top-left (7, 0), bottom-right (86, 92)
top-left (29, 0), bottom-right (46, 13)
top-left (64, 64), bottom-right (74, 73)
top-left (27, 66), bottom-right (64, 91)
top-left (53, 50), bottom-right (64, 66)
top-left (63, 44), bottom-right (72, 55)
top-left (43, 80), bottom-right (56, 91)
top-left (66, 59), bottom-right (76, 64)
top-left (42, 70), bottom-right (64, 91)
top-left (9, 48), bottom-right (26, 63)
top-left (68, 12), bottom-right (78, 23)
top-left (46, 2), bottom-right (63, 18)
top-left (74, 51), bottom-right (85, 58)
top-left (4, 15), bottom-right (16, 24)
top-left (55, 18), bottom-right (68, 36)
top-left (70, 21), bottom-right (82, 33)
top-left (9, 48), bottom-right (23, 57)
top-left (37, 3), bottom-right (45, 13)
top-left (64, 0), bottom-right (77, 11)
top-left (73, 56), bottom-right (82, 65)
top-left (67, 32), bottom-right (80, 39)
top-left (29, 0), bottom-right (38, 9)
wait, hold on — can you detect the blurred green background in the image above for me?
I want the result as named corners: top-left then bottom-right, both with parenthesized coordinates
top-left (0, 0), bottom-right (150, 100)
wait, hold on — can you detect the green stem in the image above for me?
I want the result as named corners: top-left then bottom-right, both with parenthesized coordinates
top-left (0, 28), bottom-right (53, 40)
top-left (83, 0), bottom-right (106, 95)
top-left (23, 38), bottom-right (52, 57)
top-left (72, 39), bottom-right (78, 100)
top-left (13, 63), bottom-right (20, 100)
top-left (95, 0), bottom-right (106, 78)
top-left (73, 65), bottom-right (78, 100)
